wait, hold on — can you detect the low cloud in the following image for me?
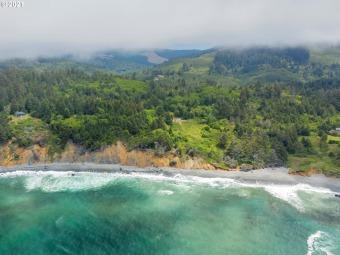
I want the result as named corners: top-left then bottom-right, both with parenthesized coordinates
top-left (1, 0), bottom-right (340, 58)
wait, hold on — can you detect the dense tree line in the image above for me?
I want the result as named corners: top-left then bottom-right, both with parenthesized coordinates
top-left (210, 47), bottom-right (310, 75)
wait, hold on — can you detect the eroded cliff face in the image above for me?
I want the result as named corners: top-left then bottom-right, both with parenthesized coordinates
top-left (0, 141), bottom-right (49, 166)
top-left (0, 141), bottom-right (216, 170)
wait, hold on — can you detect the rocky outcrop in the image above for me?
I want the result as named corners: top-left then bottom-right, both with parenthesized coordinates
top-left (0, 141), bottom-right (216, 170)
top-left (240, 163), bottom-right (253, 172)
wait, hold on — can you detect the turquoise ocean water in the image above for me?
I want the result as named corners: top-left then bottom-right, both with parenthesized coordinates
top-left (0, 170), bottom-right (339, 255)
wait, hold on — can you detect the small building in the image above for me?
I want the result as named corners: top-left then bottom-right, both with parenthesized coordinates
top-left (14, 111), bottom-right (26, 117)
top-left (330, 128), bottom-right (340, 136)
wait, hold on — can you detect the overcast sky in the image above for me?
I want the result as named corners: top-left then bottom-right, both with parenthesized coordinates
top-left (1, 0), bottom-right (340, 58)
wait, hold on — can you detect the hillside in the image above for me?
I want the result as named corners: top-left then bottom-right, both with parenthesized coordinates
top-left (150, 46), bottom-right (340, 87)
top-left (309, 45), bottom-right (340, 65)
top-left (0, 57), bottom-right (340, 176)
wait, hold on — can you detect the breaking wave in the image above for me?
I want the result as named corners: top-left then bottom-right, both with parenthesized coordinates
top-left (0, 170), bottom-right (336, 212)
top-left (307, 231), bottom-right (335, 255)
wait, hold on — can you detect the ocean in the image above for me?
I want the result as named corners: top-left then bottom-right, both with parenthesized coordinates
top-left (0, 169), bottom-right (339, 255)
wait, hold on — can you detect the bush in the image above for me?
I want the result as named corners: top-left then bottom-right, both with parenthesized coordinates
top-left (186, 148), bottom-right (195, 157)
top-left (218, 133), bottom-right (228, 149)
top-left (17, 138), bottom-right (33, 148)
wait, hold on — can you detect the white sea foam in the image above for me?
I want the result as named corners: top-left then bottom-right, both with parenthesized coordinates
top-left (307, 231), bottom-right (335, 255)
top-left (183, 176), bottom-right (335, 212)
top-left (24, 172), bottom-right (117, 192)
top-left (189, 176), bottom-right (236, 188)
top-left (0, 170), bottom-right (193, 192)
top-left (158, 190), bottom-right (174, 196)
top-left (0, 170), bottom-right (336, 209)
top-left (260, 183), bottom-right (334, 212)
top-left (264, 184), bottom-right (304, 211)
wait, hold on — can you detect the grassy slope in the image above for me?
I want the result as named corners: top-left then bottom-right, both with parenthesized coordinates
top-left (285, 100), bottom-right (340, 174)
top-left (173, 118), bottom-right (340, 173)
top-left (172, 119), bottom-right (225, 164)
top-left (158, 51), bottom-right (244, 86)
top-left (10, 115), bottom-right (52, 147)
top-left (288, 134), bottom-right (340, 174)
top-left (160, 51), bottom-right (215, 75)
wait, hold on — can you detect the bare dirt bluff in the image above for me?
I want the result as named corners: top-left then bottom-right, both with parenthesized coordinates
top-left (0, 141), bottom-right (215, 170)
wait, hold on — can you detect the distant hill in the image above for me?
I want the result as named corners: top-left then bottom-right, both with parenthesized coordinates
top-left (2, 46), bottom-right (340, 78)
top-left (309, 45), bottom-right (340, 65)
top-left (141, 51), bottom-right (168, 64)
top-left (86, 51), bottom-right (153, 73)
top-left (155, 49), bottom-right (202, 60)
top-left (0, 49), bottom-right (203, 73)
top-left (87, 49), bottom-right (203, 71)
top-left (155, 46), bottom-right (340, 85)
top-left (0, 57), bottom-right (103, 73)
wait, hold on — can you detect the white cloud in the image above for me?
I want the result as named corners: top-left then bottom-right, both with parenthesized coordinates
top-left (1, 0), bottom-right (340, 58)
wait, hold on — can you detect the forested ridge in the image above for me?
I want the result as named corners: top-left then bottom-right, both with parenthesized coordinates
top-left (1, 47), bottom-right (340, 173)
top-left (210, 47), bottom-right (340, 81)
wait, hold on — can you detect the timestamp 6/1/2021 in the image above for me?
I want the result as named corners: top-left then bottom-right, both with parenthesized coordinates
top-left (1, 1), bottom-right (24, 8)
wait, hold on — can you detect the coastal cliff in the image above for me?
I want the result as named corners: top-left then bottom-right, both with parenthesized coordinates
top-left (0, 141), bottom-right (215, 170)
top-left (1, 141), bottom-right (340, 178)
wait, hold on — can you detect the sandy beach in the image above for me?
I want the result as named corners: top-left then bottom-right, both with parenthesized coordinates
top-left (1, 163), bottom-right (340, 193)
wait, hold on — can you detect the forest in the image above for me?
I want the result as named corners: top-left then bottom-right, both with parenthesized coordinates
top-left (0, 46), bottom-right (340, 174)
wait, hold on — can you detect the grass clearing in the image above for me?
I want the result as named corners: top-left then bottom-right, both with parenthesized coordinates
top-left (288, 134), bottom-right (340, 174)
top-left (10, 115), bottom-right (51, 147)
top-left (328, 135), bottom-right (340, 142)
top-left (172, 119), bottom-right (225, 164)
top-left (289, 155), bottom-right (340, 174)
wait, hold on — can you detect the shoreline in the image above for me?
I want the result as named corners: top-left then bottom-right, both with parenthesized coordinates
top-left (1, 163), bottom-right (340, 193)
